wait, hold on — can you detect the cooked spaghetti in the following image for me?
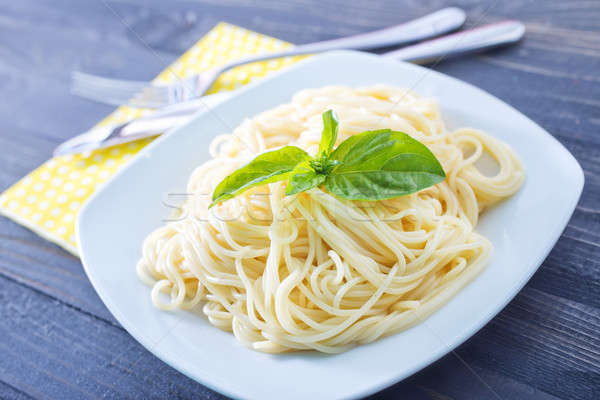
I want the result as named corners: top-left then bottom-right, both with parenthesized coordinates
top-left (136, 85), bottom-right (524, 353)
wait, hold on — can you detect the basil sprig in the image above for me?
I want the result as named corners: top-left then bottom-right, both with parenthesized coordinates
top-left (210, 110), bottom-right (445, 208)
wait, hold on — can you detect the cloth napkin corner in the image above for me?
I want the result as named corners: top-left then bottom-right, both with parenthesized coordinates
top-left (0, 22), bottom-right (302, 256)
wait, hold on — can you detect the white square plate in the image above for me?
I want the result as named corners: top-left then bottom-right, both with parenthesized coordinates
top-left (77, 51), bottom-right (584, 400)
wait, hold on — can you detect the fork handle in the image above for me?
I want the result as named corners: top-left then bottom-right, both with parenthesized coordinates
top-left (383, 20), bottom-right (525, 63)
top-left (292, 7), bottom-right (464, 53)
top-left (218, 8), bottom-right (465, 71)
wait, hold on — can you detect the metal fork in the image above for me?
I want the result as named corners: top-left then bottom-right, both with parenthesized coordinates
top-left (56, 20), bottom-right (526, 156)
top-left (71, 8), bottom-right (465, 108)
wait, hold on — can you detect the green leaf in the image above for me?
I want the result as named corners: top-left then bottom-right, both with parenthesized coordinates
top-left (317, 109), bottom-right (339, 158)
top-left (324, 129), bottom-right (446, 200)
top-left (211, 111), bottom-right (447, 206)
top-left (210, 146), bottom-right (309, 208)
top-left (286, 161), bottom-right (327, 195)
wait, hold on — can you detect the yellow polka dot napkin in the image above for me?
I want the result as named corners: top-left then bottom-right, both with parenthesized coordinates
top-left (0, 23), bottom-right (303, 256)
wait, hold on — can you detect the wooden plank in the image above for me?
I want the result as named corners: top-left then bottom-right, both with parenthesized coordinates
top-left (0, 0), bottom-right (599, 398)
top-left (0, 381), bottom-right (34, 400)
top-left (460, 288), bottom-right (600, 400)
top-left (0, 275), bottom-right (223, 399)
top-left (371, 351), bottom-right (564, 400)
top-left (0, 228), bottom-right (116, 323)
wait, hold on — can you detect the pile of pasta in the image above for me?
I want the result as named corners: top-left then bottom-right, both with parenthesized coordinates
top-left (137, 85), bottom-right (524, 353)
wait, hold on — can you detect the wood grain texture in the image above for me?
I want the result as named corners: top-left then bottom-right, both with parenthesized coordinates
top-left (0, 0), bottom-right (598, 399)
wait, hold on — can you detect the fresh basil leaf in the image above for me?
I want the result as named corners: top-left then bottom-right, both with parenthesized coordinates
top-left (327, 129), bottom-right (390, 163)
top-left (325, 130), bottom-right (445, 200)
top-left (317, 109), bottom-right (339, 158)
top-left (286, 161), bottom-right (327, 195)
top-left (211, 112), bottom-right (446, 206)
top-left (210, 146), bottom-right (309, 208)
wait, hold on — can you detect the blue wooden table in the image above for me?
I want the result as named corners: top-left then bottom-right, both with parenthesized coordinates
top-left (1, 0), bottom-right (599, 398)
